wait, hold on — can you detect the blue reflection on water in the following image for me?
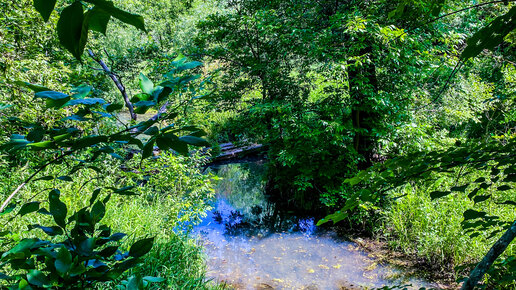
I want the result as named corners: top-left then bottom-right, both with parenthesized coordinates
top-left (193, 162), bottom-right (438, 289)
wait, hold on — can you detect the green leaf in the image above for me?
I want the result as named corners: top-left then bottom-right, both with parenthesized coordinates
top-left (175, 61), bottom-right (203, 72)
top-left (144, 127), bottom-right (159, 136)
top-left (57, 2), bottom-right (87, 60)
top-left (461, 6), bottom-right (516, 60)
top-left (49, 190), bottom-right (67, 228)
top-left (72, 135), bottom-right (108, 150)
top-left (497, 185), bottom-right (512, 191)
top-left (2, 238), bottom-right (36, 257)
top-left (34, 175), bottom-right (54, 182)
top-left (126, 274), bottom-right (144, 290)
top-left (18, 202), bottom-right (40, 217)
top-left (430, 190), bottom-right (451, 200)
top-left (55, 246), bottom-right (72, 275)
top-left (85, 0), bottom-right (146, 31)
top-left (77, 238), bottom-right (95, 256)
top-left (18, 279), bottom-right (30, 289)
top-left (27, 128), bottom-right (44, 142)
top-left (143, 276), bottom-right (166, 283)
top-left (179, 136), bottom-right (210, 147)
top-left (139, 73), bottom-right (154, 95)
top-left (27, 270), bottom-right (49, 287)
top-left (69, 258), bottom-right (87, 276)
top-left (463, 209), bottom-right (486, 221)
top-left (29, 224), bottom-right (63, 236)
top-left (450, 185), bottom-right (468, 192)
top-left (91, 200), bottom-right (106, 223)
top-left (85, 6), bottom-right (111, 35)
top-left (90, 188), bottom-right (101, 205)
top-left (66, 98), bottom-right (106, 106)
top-left (57, 176), bottom-right (73, 182)
top-left (98, 246), bottom-right (118, 258)
top-left (34, 91), bottom-right (70, 108)
top-left (0, 203), bottom-right (16, 216)
top-left (157, 134), bottom-right (188, 155)
top-left (468, 188), bottom-right (480, 200)
top-left (33, 0), bottom-right (57, 22)
top-left (0, 272), bottom-right (11, 280)
top-left (129, 237), bottom-right (154, 258)
top-left (474, 195), bottom-right (491, 204)
top-left (14, 81), bottom-right (50, 92)
top-left (109, 233), bottom-right (127, 242)
top-left (142, 140), bottom-right (155, 159)
top-left (105, 103), bottom-right (124, 112)
top-left (27, 141), bottom-right (57, 150)
top-left (474, 177), bottom-right (486, 183)
top-left (156, 87), bottom-right (172, 103)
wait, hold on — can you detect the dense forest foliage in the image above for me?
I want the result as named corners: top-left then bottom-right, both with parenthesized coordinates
top-left (0, 0), bottom-right (514, 289)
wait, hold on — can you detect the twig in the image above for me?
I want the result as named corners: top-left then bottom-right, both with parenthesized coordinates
top-left (412, 61), bottom-right (463, 111)
top-left (0, 151), bottom-right (72, 212)
top-left (150, 101), bottom-right (169, 122)
top-left (88, 49), bottom-right (137, 121)
top-left (398, 1), bottom-right (514, 39)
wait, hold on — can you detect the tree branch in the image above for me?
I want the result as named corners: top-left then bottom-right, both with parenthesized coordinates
top-left (461, 220), bottom-right (516, 289)
top-left (0, 152), bottom-right (72, 212)
top-left (88, 49), bottom-right (137, 121)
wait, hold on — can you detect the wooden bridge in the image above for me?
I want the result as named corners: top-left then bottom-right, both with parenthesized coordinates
top-left (210, 142), bottom-right (265, 163)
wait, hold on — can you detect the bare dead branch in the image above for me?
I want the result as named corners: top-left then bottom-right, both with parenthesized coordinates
top-left (88, 49), bottom-right (137, 121)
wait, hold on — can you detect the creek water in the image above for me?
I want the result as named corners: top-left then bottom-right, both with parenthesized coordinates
top-left (193, 161), bottom-right (438, 289)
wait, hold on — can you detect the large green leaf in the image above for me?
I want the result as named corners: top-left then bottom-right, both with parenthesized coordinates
top-left (29, 224), bottom-right (64, 236)
top-left (49, 190), bottom-right (67, 228)
top-left (66, 98), bottom-right (106, 106)
top-left (57, 2), bottom-right (87, 60)
top-left (27, 141), bottom-right (57, 150)
top-left (179, 136), bottom-right (210, 147)
top-left (105, 103), bottom-right (124, 112)
top-left (85, 6), bottom-right (111, 35)
top-left (85, 0), bottom-right (146, 31)
top-left (139, 73), bottom-right (154, 95)
top-left (461, 6), bottom-right (516, 60)
top-left (33, 0), bottom-right (57, 22)
top-left (13, 81), bottom-right (50, 93)
top-left (142, 140), bottom-right (155, 159)
top-left (55, 246), bottom-right (73, 275)
top-left (18, 202), bottom-right (40, 217)
top-left (27, 270), bottom-right (49, 287)
top-left (34, 91), bottom-right (70, 108)
top-left (91, 200), bottom-right (106, 223)
top-left (2, 239), bottom-right (37, 257)
top-left (129, 237), bottom-right (154, 258)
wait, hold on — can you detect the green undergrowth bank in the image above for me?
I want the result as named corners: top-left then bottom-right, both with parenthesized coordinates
top-left (377, 173), bottom-right (516, 283)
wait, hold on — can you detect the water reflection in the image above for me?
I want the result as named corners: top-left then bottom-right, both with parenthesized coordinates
top-left (194, 162), bottom-right (437, 289)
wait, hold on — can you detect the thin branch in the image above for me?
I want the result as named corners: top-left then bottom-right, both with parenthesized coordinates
top-left (399, 1), bottom-right (514, 38)
top-left (0, 151), bottom-right (72, 212)
top-left (88, 49), bottom-right (137, 121)
top-left (149, 101), bottom-right (170, 122)
top-left (412, 61), bottom-right (463, 111)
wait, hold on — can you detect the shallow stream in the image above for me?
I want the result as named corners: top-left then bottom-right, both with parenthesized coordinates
top-left (193, 162), bottom-right (438, 289)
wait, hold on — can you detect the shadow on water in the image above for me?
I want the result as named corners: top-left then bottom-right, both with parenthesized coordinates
top-left (193, 161), bottom-right (440, 289)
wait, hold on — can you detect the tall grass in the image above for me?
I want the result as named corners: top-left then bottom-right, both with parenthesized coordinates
top-left (379, 173), bottom-right (516, 279)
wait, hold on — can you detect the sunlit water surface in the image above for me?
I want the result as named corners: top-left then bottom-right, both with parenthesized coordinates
top-left (193, 162), bottom-right (438, 289)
